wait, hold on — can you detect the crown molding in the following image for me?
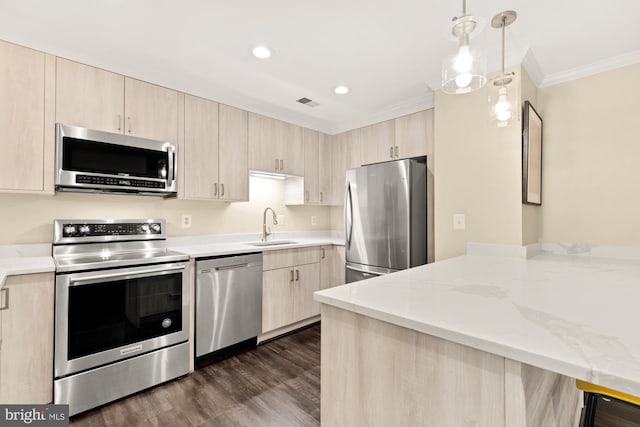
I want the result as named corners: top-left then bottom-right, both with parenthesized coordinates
top-left (520, 49), bottom-right (544, 87)
top-left (540, 50), bottom-right (640, 88)
top-left (329, 90), bottom-right (435, 135)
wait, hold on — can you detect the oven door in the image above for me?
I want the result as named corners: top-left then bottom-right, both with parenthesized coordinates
top-left (54, 262), bottom-right (189, 378)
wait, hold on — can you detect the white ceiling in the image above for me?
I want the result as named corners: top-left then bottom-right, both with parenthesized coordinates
top-left (1, 0), bottom-right (639, 134)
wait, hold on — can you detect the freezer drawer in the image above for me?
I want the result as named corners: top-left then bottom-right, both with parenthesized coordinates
top-left (196, 253), bottom-right (263, 359)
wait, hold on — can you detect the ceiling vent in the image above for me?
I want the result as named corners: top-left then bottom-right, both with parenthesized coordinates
top-left (297, 97), bottom-right (320, 107)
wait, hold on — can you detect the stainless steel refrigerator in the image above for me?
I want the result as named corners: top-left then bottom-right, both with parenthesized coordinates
top-left (345, 158), bottom-right (428, 283)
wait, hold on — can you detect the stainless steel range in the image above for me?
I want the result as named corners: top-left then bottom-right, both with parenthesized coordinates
top-left (52, 219), bottom-right (190, 416)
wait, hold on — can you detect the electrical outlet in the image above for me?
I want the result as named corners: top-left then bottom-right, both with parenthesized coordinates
top-left (311, 215), bottom-right (317, 226)
top-left (453, 213), bottom-right (465, 230)
top-left (277, 214), bottom-right (285, 226)
top-left (181, 214), bottom-right (192, 228)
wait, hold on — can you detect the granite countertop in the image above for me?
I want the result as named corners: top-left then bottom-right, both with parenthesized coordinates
top-left (0, 244), bottom-right (55, 288)
top-left (168, 231), bottom-right (344, 258)
top-left (0, 231), bottom-right (344, 288)
top-left (315, 243), bottom-right (640, 398)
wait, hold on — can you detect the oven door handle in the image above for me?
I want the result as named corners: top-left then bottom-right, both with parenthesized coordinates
top-left (67, 265), bottom-right (186, 287)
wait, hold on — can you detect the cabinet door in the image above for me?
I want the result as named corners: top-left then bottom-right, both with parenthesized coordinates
top-left (330, 134), bottom-right (347, 206)
top-left (184, 94), bottom-right (219, 199)
top-left (0, 273), bottom-right (54, 403)
top-left (0, 41), bottom-right (46, 192)
top-left (320, 246), bottom-right (345, 290)
top-left (318, 133), bottom-right (332, 205)
top-left (281, 123), bottom-right (304, 176)
top-left (303, 129), bottom-right (320, 203)
top-left (395, 109), bottom-right (433, 160)
top-left (124, 77), bottom-right (179, 143)
top-left (262, 267), bottom-right (295, 332)
top-left (360, 121), bottom-right (394, 165)
top-left (55, 58), bottom-right (125, 133)
top-left (219, 104), bottom-right (249, 201)
top-left (248, 113), bottom-right (280, 173)
top-left (292, 263), bottom-right (321, 320)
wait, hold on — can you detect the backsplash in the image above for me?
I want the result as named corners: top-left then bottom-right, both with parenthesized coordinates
top-left (0, 177), bottom-right (335, 244)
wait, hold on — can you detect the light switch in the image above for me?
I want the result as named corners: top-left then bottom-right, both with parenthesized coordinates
top-left (453, 214), bottom-right (465, 230)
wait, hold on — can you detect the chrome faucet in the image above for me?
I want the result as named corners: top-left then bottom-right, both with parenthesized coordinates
top-left (262, 207), bottom-right (278, 241)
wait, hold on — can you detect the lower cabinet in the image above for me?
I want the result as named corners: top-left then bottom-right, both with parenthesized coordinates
top-left (262, 247), bottom-right (321, 333)
top-left (0, 273), bottom-right (54, 403)
top-left (320, 245), bottom-right (345, 290)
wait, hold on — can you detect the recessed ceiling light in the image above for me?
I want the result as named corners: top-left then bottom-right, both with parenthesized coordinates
top-left (334, 85), bottom-right (350, 95)
top-left (252, 46), bottom-right (271, 59)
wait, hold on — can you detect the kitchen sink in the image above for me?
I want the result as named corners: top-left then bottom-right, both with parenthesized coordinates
top-left (245, 240), bottom-right (296, 247)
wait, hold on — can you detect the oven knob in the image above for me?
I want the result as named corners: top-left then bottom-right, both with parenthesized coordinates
top-left (79, 225), bottom-right (90, 234)
top-left (161, 318), bottom-right (172, 329)
top-left (64, 225), bottom-right (77, 235)
top-left (151, 223), bottom-right (161, 233)
top-left (140, 224), bottom-right (150, 233)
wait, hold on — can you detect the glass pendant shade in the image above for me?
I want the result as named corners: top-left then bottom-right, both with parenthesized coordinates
top-left (442, 44), bottom-right (486, 94)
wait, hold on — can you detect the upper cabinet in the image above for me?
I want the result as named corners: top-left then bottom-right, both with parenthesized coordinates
top-left (56, 59), bottom-right (179, 144)
top-left (124, 77), bottom-right (179, 143)
top-left (0, 41), bottom-right (54, 194)
top-left (303, 129), bottom-right (320, 204)
top-left (318, 133), bottom-right (332, 204)
top-left (184, 97), bottom-right (248, 201)
top-left (360, 121), bottom-right (395, 165)
top-left (248, 113), bottom-right (304, 176)
top-left (56, 58), bottom-right (124, 134)
top-left (394, 109), bottom-right (434, 162)
top-left (329, 129), bottom-right (360, 205)
top-left (218, 104), bottom-right (249, 201)
top-left (359, 110), bottom-right (433, 166)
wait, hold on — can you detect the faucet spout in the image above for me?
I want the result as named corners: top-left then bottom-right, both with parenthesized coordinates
top-left (262, 207), bottom-right (278, 242)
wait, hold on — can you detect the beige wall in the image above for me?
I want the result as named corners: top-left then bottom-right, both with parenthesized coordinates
top-left (538, 63), bottom-right (640, 245)
top-left (0, 176), bottom-right (331, 244)
top-left (434, 66), bottom-right (525, 260)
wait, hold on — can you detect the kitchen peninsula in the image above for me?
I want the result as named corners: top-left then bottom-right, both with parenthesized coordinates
top-left (315, 243), bottom-right (640, 426)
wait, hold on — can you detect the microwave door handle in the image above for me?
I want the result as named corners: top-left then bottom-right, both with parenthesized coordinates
top-left (68, 265), bottom-right (185, 287)
top-left (168, 148), bottom-right (176, 184)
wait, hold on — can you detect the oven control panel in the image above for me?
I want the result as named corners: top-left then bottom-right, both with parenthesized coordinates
top-left (54, 219), bottom-right (166, 243)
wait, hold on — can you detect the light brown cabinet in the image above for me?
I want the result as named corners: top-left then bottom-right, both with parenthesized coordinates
top-left (55, 59), bottom-right (179, 143)
top-left (184, 98), bottom-right (249, 201)
top-left (318, 134), bottom-right (332, 204)
top-left (248, 113), bottom-right (304, 176)
top-left (360, 120), bottom-right (395, 165)
top-left (124, 77), bottom-right (179, 143)
top-left (55, 58), bottom-right (125, 134)
top-left (394, 109), bottom-right (434, 161)
top-left (330, 129), bottom-right (361, 205)
top-left (0, 41), bottom-right (54, 194)
top-left (262, 247), bottom-right (321, 333)
top-left (359, 110), bottom-right (433, 166)
top-left (0, 273), bottom-right (54, 403)
top-left (320, 245), bottom-right (345, 290)
top-left (303, 129), bottom-right (321, 204)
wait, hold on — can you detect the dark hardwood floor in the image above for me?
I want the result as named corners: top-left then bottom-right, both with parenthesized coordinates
top-left (70, 325), bottom-right (321, 427)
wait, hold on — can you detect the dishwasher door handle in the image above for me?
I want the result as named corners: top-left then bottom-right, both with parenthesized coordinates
top-left (215, 263), bottom-right (249, 271)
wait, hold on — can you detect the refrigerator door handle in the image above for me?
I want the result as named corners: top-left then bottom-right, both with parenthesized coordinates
top-left (345, 181), bottom-right (354, 250)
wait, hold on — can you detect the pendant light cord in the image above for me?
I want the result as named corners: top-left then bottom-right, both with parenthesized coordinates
top-left (501, 17), bottom-right (506, 76)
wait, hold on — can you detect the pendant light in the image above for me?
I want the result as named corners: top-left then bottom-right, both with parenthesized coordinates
top-left (441, 0), bottom-right (486, 94)
top-left (490, 11), bottom-right (517, 126)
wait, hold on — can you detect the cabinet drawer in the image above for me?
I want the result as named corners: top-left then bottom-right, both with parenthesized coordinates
top-left (263, 246), bottom-right (321, 270)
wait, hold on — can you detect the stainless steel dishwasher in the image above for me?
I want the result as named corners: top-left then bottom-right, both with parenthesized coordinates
top-left (195, 252), bottom-right (262, 366)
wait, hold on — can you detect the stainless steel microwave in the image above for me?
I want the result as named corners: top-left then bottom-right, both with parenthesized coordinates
top-left (55, 124), bottom-right (177, 197)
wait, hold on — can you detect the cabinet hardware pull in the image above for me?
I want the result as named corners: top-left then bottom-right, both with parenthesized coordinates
top-left (0, 288), bottom-right (8, 311)
top-left (117, 115), bottom-right (122, 132)
top-left (213, 183), bottom-right (218, 197)
top-left (127, 116), bottom-right (132, 134)
top-left (321, 248), bottom-right (325, 259)
top-left (280, 159), bottom-right (284, 171)
top-left (221, 183), bottom-right (225, 197)
top-left (290, 269), bottom-right (294, 282)
top-left (395, 145), bottom-right (399, 158)
top-left (275, 159), bottom-right (279, 171)
top-left (389, 146), bottom-right (393, 159)
top-left (295, 269), bottom-right (300, 281)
